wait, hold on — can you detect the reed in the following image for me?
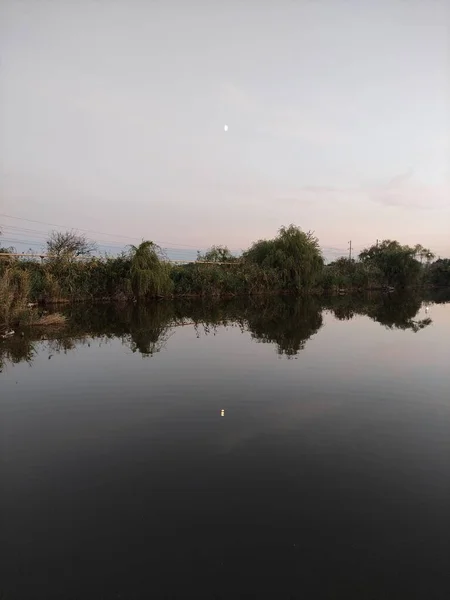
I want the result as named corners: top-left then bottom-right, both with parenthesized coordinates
top-left (0, 267), bottom-right (31, 332)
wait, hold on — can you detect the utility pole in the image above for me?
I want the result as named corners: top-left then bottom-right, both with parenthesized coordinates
top-left (376, 239), bottom-right (379, 247)
top-left (348, 240), bottom-right (352, 261)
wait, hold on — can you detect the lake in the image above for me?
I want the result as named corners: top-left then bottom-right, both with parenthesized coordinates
top-left (1, 292), bottom-right (450, 599)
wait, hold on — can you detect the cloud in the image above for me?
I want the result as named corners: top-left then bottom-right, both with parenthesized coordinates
top-left (297, 185), bottom-right (346, 194)
top-left (366, 170), bottom-right (450, 210)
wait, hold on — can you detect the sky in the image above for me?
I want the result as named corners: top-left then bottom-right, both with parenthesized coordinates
top-left (1, 0), bottom-right (449, 261)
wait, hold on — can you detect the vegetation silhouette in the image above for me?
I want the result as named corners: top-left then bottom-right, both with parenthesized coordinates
top-left (322, 292), bottom-right (433, 332)
top-left (1, 292), bottom-right (440, 370)
top-left (243, 225), bottom-right (324, 292)
top-left (423, 287), bottom-right (450, 304)
top-left (244, 296), bottom-right (323, 356)
top-left (1, 226), bottom-right (448, 332)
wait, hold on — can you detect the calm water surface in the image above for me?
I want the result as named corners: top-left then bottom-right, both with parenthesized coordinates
top-left (1, 293), bottom-right (450, 599)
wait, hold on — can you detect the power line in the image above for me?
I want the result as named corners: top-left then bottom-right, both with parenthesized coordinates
top-left (0, 232), bottom-right (217, 262)
top-left (0, 216), bottom-right (391, 260)
top-left (0, 240), bottom-right (199, 262)
top-left (0, 212), bottom-right (202, 249)
top-left (0, 227), bottom-right (236, 264)
top-left (0, 237), bottom-right (45, 248)
top-left (1, 214), bottom-right (377, 257)
top-left (1, 231), bottom-right (199, 254)
top-left (0, 236), bottom-right (126, 250)
top-left (0, 225), bottom-right (204, 257)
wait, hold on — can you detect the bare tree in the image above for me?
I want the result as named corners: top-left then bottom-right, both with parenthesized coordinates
top-left (47, 230), bottom-right (97, 258)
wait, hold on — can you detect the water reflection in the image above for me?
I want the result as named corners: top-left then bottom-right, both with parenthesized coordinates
top-left (424, 287), bottom-right (450, 305)
top-left (322, 291), bottom-right (434, 332)
top-left (244, 297), bottom-right (322, 356)
top-left (0, 291), bottom-right (442, 370)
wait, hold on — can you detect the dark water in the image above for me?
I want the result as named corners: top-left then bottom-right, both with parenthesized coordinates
top-left (1, 292), bottom-right (450, 599)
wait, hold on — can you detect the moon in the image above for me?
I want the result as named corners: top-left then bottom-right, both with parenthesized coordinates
top-left (224, 124), bottom-right (228, 132)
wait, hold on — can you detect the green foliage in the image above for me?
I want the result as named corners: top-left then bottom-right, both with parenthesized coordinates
top-left (170, 262), bottom-right (280, 297)
top-left (0, 226), bottom-right (446, 332)
top-left (321, 258), bottom-right (383, 291)
top-left (426, 258), bottom-right (450, 287)
top-left (359, 240), bottom-right (422, 288)
top-left (0, 245), bottom-right (16, 258)
top-left (0, 267), bottom-right (31, 331)
top-left (129, 241), bottom-right (173, 299)
top-left (197, 245), bottom-right (238, 263)
top-left (243, 225), bottom-right (324, 292)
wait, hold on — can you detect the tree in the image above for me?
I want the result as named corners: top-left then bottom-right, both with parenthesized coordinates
top-left (359, 240), bottom-right (422, 287)
top-left (426, 258), bottom-right (450, 287)
top-left (243, 225), bottom-right (324, 291)
top-left (197, 245), bottom-right (237, 263)
top-left (129, 241), bottom-right (172, 300)
top-left (47, 230), bottom-right (97, 258)
top-left (321, 257), bottom-right (383, 290)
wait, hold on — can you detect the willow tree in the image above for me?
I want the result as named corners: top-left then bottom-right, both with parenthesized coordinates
top-left (359, 240), bottom-right (422, 288)
top-left (243, 225), bottom-right (324, 292)
top-left (129, 241), bottom-right (172, 300)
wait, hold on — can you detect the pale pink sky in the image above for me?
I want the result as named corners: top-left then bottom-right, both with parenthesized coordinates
top-left (1, 0), bottom-right (449, 260)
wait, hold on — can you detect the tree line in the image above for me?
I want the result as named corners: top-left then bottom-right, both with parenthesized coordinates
top-left (1, 225), bottom-right (449, 331)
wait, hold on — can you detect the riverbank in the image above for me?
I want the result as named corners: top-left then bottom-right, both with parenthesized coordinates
top-left (1, 228), bottom-right (449, 332)
top-left (1, 264), bottom-right (447, 333)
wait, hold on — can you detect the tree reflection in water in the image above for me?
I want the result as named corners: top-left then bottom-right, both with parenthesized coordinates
top-left (322, 291), bottom-right (434, 332)
top-left (0, 291), bottom-right (442, 369)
